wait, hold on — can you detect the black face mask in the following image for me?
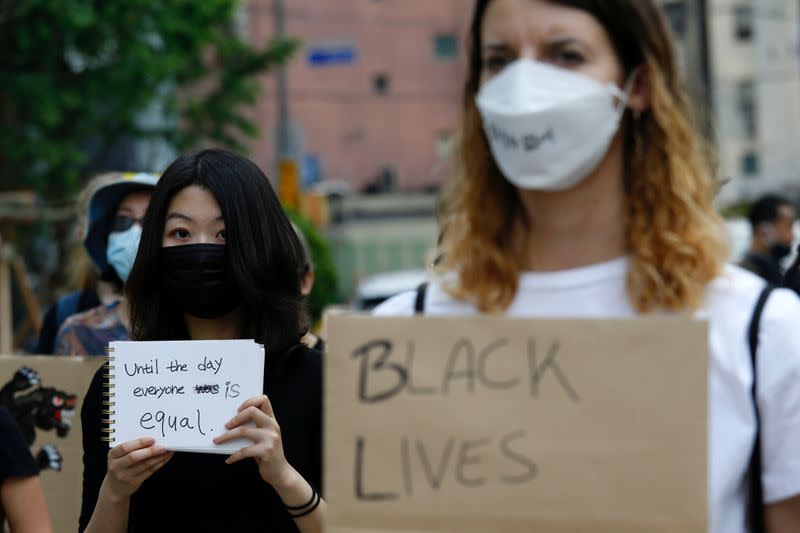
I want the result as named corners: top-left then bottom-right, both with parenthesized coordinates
top-left (769, 242), bottom-right (792, 262)
top-left (161, 244), bottom-right (241, 319)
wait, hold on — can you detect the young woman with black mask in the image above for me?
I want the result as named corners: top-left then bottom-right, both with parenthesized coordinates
top-left (79, 149), bottom-right (324, 533)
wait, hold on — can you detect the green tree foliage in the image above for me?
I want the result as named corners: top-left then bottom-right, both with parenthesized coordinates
top-left (0, 0), bottom-right (297, 197)
top-left (286, 209), bottom-right (339, 325)
top-left (721, 200), bottom-right (751, 220)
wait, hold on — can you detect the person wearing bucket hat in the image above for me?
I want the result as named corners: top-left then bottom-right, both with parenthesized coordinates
top-left (52, 172), bottom-right (158, 356)
top-left (36, 173), bottom-right (122, 354)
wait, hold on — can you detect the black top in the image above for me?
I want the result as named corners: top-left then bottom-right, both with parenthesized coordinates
top-left (0, 406), bottom-right (40, 525)
top-left (739, 252), bottom-right (784, 285)
top-left (310, 336), bottom-right (325, 353)
top-left (782, 248), bottom-right (800, 296)
top-left (79, 346), bottom-right (322, 533)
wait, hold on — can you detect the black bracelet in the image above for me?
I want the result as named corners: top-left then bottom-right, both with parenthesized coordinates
top-left (285, 486), bottom-right (316, 511)
top-left (287, 487), bottom-right (321, 519)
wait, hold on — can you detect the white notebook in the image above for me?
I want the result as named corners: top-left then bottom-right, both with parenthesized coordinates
top-left (105, 339), bottom-right (265, 454)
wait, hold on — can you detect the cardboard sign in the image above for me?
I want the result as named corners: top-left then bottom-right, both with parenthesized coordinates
top-left (0, 355), bottom-right (104, 533)
top-left (325, 316), bottom-right (708, 532)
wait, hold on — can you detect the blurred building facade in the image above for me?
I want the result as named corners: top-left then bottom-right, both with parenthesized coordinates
top-left (244, 1), bottom-right (800, 299)
top-left (660, 0), bottom-right (800, 205)
top-left (247, 0), bottom-right (472, 193)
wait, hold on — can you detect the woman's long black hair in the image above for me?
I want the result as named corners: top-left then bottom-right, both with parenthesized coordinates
top-left (126, 148), bottom-right (308, 364)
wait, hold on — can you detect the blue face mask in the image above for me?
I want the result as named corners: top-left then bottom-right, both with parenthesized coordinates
top-left (106, 225), bottom-right (142, 283)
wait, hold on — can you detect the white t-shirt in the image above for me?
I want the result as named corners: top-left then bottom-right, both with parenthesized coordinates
top-left (373, 257), bottom-right (800, 533)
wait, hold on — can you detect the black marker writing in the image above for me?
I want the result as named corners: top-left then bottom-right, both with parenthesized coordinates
top-left (124, 359), bottom-right (158, 377)
top-left (166, 359), bottom-right (188, 373)
top-left (352, 339), bottom-right (407, 403)
top-left (528, 340), bottom-right (579, 402)
top-left (139, 409), bottom-right (207, 438)
top-left (224, 381), bottom-right (240, 399)
top-left (487, 123), bottom-right (555, 153)
top-left (355, 430), bottom-right (538, 500)
top-left (352, 337), bottom-right (579, 402)
top-left (416, 437), bottom-right (455, 490)
top-left (133, 384), bottom-right (185, 399)
top-left (354, 436), bottom-right (398, 501)
top-left (197, 356), bottom-right (223, 375)
top-left (499, 430), bottom-right (537, 484)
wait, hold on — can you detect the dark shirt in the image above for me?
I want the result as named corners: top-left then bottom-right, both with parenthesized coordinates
top-left (738, 252), bottom-right (784, 285)
top-left (784, 254), bottom-right (800, 295)
top-left (311, 336), bottom-right (325, 353)
top-left (0, 406), bottom-right (40, 525)
top-left (79, 346), bottom-right (322, 533)
top-left (36, 288), bottom-right (101, 354)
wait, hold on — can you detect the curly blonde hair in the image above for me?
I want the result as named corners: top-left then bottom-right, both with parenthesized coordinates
top-left (437, 0), bottom-right (729, 313)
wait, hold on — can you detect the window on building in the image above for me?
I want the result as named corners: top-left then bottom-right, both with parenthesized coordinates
top-left (662, 1), bottom-right (687, 39)
top-left (741, 151), bottom-right (760, 176)
top-left (373, 73), bottom-right (390, 95)
top-left (363, 166), bottom-right (397, 193)
top-left (434, 34), bottom-right (459, 60)
top-left (737, 79), bottom-right (757, 139)
top-left (734, 5), bottom-right (754, 41)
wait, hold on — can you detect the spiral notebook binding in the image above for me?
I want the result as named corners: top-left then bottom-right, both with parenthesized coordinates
top-left (101, 345), bottom-right (116, 443)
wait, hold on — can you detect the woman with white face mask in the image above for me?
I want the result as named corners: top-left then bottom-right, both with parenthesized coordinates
top-left (374, 1), bottom-right (800, 531)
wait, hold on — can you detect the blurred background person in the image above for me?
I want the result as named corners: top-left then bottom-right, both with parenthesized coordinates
top-left (739, 193), bottom-right (797, 285)
top-left (34, 173), bottom-right (126, 354)
top-left (0, 405), bottom-right (52, 533)
top-left (52, 173), bottom-right (158, 356)
top-left (293, 222), bottom-right (324, 352)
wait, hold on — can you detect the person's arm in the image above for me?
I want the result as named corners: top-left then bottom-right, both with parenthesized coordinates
top-left (80, 366), bottom-right (173, 533)
top-left (83, 438), bottom-right (173, 533)
top-left (0, 407), bottom-right (48, 533)
top-left (758, 290), bottom-right (800, 531)
top-left (214, 395), bottom-right (326, 533)
top-left (766, 496), bottom-right (800, 533)
top-left (1, 475), bottom-right (52, 533)
top-left (79, 366), bottom-right (109, 532)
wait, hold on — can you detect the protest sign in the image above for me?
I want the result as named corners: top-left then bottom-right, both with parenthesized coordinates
top-left (0, 355), bottom-right (102, 532)
top-left (325, 316), bottom-right (708, 532)
top-left (108, 339), bottom-right (264, 453)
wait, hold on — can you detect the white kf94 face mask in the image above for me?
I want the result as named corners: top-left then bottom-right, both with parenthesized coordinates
top-left (475, 58), bottom-right (635, 191)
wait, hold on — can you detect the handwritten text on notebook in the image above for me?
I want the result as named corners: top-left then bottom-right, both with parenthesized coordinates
top-left (108, 340), bottom-right (265, 454)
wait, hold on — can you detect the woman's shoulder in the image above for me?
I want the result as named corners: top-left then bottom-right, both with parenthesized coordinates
top-left (293, 344), bottom-right (322, 366)
top-left (371, 290), bottom-right (418, 316)
top-left (705, 264), bottom-right (800, 366)
top-left (279, 344), bottom-right (322, 380)
top-left (372, 275), bottom-right (474, 316)
top-left (706, 264), bottom-right (800, 316)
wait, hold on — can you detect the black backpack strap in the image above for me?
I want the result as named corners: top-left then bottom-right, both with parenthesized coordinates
top-left (747, 284), bottom-right (774, 533)
top-left (782, 246), bottom-right (800, 292)
top-left (413, 282), bottom-right (428, 315)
